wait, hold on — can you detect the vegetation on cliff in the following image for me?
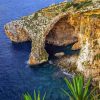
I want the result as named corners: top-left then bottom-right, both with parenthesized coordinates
top-left (23, 75), bottom-right (100, 100)
top-left (24, 90), bottom-right (46, 100)
top-left (62, 75), bottom-right (100, 100)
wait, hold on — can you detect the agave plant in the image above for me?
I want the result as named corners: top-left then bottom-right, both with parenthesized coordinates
top-left (62, 75), bottom-right (100, 100)
top-left (24, 90), bottom-right (46, 100)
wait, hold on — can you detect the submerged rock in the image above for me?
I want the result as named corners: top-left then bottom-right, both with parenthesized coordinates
top-left (54, 52), bottom-right (65, 57)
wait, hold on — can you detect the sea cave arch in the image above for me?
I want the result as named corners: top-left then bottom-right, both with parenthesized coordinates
top-left (4, 13), bottom-right (80, 65)
top-left (29, 14), bottom-right (79, 65)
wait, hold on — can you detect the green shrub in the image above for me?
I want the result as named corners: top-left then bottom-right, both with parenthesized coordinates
top-left (74, 0), bottom-right (92, 10)
top-left (24, 90), bottom-right (46, 100)
top-left (94, 53), bottom-right (100, 60)
top-left (62, 75), bottom-right (100, 100)
top-left (61, 2), bottom-right (73, 12)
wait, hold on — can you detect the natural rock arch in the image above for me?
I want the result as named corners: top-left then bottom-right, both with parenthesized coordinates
top-left (28, 13), bottom-right (79, 65)
top-left (4, 0), bottom-right (100, 88)
top-left (4, 13), bottom-right (79, 65)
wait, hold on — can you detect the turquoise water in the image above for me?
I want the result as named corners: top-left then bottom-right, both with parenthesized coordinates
top-left (0, 0), bottom-right (72, 100)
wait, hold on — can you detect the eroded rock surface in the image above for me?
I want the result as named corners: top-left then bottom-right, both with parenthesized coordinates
top-left (4, 2), bottom-right (79, 65)
top-left (76, 13), bottom-right (100, 85)
top-left (4, 0), bottom-right (100, 85)
top-left (53, 55), bottom-right (78, 73)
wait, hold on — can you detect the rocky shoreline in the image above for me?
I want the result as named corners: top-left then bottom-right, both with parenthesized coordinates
top-left (4, 0), bottom-right (100, 88)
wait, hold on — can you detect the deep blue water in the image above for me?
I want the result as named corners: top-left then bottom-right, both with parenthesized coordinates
top-left (0, 0), bottom-right (72, 100)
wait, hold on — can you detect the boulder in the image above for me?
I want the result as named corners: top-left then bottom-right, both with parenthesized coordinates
top-left (54, 52), bottom-right (65, 57)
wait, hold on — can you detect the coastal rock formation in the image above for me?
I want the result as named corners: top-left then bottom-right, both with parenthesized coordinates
top-left (76, 13), bottom-right (100, 84)
top-left (4, 0), bottom-right (100, 84)
top-left (4, 2), bottom-right (79, 65)
top-left (53, 55), bottom-right (78, 73)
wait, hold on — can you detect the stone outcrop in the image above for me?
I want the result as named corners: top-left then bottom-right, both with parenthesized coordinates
top-left (76, 12), bottom-right (100, 84)
top-left (53, 55), bottom-right (78, 73)
top-left (4, 2), bottom-right (79, 65)
top-left (73, 0), bottom-right (100, 85)
top-left (4, 0), bottom-right (100, 84)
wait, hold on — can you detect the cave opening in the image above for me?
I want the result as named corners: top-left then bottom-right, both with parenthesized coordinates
top-left (45, 16), bottom-right (80, 60)
top-left (45, 43), bottom-right (80, 60)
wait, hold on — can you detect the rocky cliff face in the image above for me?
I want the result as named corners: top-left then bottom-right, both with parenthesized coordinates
top-left (4, 2), bottom-right (79, 65)
top-left (76, 12), bottom-right (100, 84)
top-left (4, 0), bottom-right (100, 84)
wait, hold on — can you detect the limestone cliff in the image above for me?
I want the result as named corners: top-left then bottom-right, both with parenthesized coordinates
top-left (76, 11), bottom-right (100, 84)
top-left (4, 0), bottom-right (100, 84)
top-left (71, 0), bottom-right (100, 85)
top-left (4, 2), bottom-right (78, 65)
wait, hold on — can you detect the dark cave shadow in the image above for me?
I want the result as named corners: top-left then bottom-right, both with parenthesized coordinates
top-left (11, 41), bottom-right (80, 68)
top-left (45, 43), bottom-right (80, 60)
top-left (11, 41), bottom-right (31, 52)
top-left (11, 41), bottom-right (80, 58)
top-left (30, 43), bottom-right (80, 68)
